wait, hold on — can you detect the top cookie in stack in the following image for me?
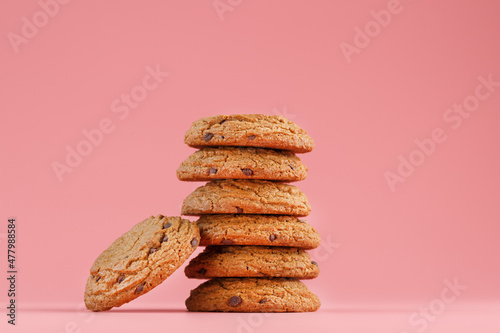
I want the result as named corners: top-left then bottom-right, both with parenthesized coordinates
top-left (178, 114), bottom-right (321, 313)
top-left (183, 114), bottom-right (314, 153)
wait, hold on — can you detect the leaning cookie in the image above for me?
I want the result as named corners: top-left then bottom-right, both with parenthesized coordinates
top-left (181, 180), bottom-right (311, 216)
top-left (84, 215), bottom-right (200, 312)
top-left (177, 147), bottom-right (307, 182)
top-left (197, 214), bottom-right (320, 249)
top-left (185, 246), bottom-right (319, 279)
top-left (184, 114), bottom-right (314, 153)
top-left (186, 277), bottom-right (321, 312)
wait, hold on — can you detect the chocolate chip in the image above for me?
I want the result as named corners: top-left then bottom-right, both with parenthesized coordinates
top-left (289, 164), bottom-right (294, 170)
top-left (219, 119), bottom-right (227, 124)
top-left (228, 296), bottom-right (242, 307)
top-left (248, 135), bottom-right (256, 140)
top-left (197, 268), bottom-right (207, 276)
top-left (191, 238), bottom-right (199, 247)
top-left (135, 283), bottom-right (145, 294)
top-left (269, 234), bottom-right (277, 242)
top-left (163, 222), bottom-right (172, 229)
top-left (117, 275), bottom-right (125, 284)
top-left (161, 235), bottom-right (168, 243)
top-left (149, 248), bottom-right (158, 254)
top-left (259, 298), bottom-right (269, 304)
top-left (311, 261), bottom-right (318, 266)
top-left (209, 167), bottom-right (218, 175)
top-left (96, 276), bottom-right (101, 282)
top-left (221, 239), bottom-right (235, 245)
top-left (204, 133), bottom-right (214, 142)
top-left (236, 207), bottom-right (243, 214)
top-left (241, 168), bottom-right (254, 176)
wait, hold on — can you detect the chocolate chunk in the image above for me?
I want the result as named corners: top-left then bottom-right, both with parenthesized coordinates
top-left (236, 207), bottom-right (243, 214)
top-left (259, 298), bottom-right (269, 304)
top-left (135, 283), bottom-right (145, 294)
top-left (117, 275), bottom-right (125, 284)
top-left (269, 234), bottom-right (277, 242)
top-left (191, 238), bottom-right (199, 247)
top-left (311, 261), bottom-right (318, 266)
top-left (163, 222), bottom-right (172, 229)
top-left (203, 133), bottom-right (214, 142)
top-left (149, 248), bottom-right (158, 254)
top-left (221, 239), bottom-right (235, 245)
top-left (197, 268), bottom-right (207, 276)
top-left (241, 168), bottom-right (254, 176)
top-left (209, 167), bottom-right (218, 175)
top-left (219, 119), bottom-right (227, 124)
top-left (161, 235), bottom-right (168, 243)
top-left (248, 135), bottom-right (256, 140)
top-left (96, 276), bottom-right (101, 282)
top-left (228, 296), bottom-right (242, 307)
top-left (289, 164), bottom-right (294, 170)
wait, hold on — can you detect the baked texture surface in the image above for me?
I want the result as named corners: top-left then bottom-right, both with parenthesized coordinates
top-left (177, 147), bottom-right (307, 182)
top-left (185, 277), bottom-right (321, 312)
top-left (197, 214), bottom-right (320, 249)
top-left (185, 245), bottom-right (320, 279)
top-left (184, 114), bottom-right (314, 153)
top-left (181, 179), bottom-right (311, 216)
top-left (84, 215), bottom-right (200, 312)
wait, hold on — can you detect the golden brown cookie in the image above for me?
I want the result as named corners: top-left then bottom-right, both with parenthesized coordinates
top-left (177, 147), bottom-right (307, 182)
top-left (197, 214), bottom-right (320, 249)
top-left (185, 277), bottom-right (321, 312)
top-left (184, 114), bottom-right (314, 153)
top-left (84, 215), bottom-right (200, 311)
top-left (181, 180), bottom-right (311, 216)
top-left (185, 246), bottom-right (319, 279)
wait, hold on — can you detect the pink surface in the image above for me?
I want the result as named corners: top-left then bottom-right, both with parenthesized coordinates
top-left (1, 0), bottom-right (500, 331)
top-left (6, 308), bottom-right (500, 333)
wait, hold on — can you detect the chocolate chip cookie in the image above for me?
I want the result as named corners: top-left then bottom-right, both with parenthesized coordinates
top-left (184, 114), bottom-right (314, 153)
top-left (185, 277), bottom-right (321, 312)
top-left (197, 214), bottom-right (320, 249)
top-left (84, 215), bottom-right (200, 311)
top-left (181, 179), bottom-right (311, 216)
top-left (185, 246), bottom-right (319, 279)
top-left (177, 147), bottom-right (307, 182)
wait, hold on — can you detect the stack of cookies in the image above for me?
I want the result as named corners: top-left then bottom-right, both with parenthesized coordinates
top-left (178, 114), bottom-right (321, 312)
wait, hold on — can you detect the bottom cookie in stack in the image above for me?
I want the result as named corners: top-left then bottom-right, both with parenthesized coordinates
top-left (184, 214), bottom-right (321, 312)
top-left (185, 277), bottom-right (321, 312)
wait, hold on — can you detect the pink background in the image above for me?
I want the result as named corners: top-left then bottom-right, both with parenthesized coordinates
top-left (1, 0), bottom-right (499, 332)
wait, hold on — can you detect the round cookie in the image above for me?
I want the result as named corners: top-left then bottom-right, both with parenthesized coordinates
top-left (177, 147), bottom-right (307, 182)
top-left (185, 246), bottom-right (320, 279)
top-left (197, 214), bottom-right (320, 249)
top-left (185, 277), bottom-right (321, 312)
top-left (84, 215), bottom-right (200, 312)
top-left (184, 114), bottom-right (314, 153)
top-left (181, 179), bottom-right (311, 216)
